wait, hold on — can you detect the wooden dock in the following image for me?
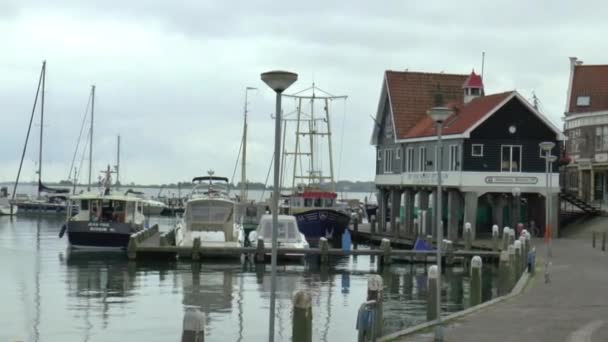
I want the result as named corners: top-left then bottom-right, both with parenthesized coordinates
top-left (127, 225), bottom-right (499, 265)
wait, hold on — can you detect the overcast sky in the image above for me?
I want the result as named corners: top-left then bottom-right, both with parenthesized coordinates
top-left (1, 1), bottom-right (606, 185)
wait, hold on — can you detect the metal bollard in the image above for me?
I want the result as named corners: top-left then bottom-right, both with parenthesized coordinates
top-left (470, 256), bottom-right (482, 306)
top-left (492, 225), bottom-right (499, 252)
top-left (427, 265), bottom-right (438, 321)
top-left (292, 290), bottom-right (313, 342)
top-left (464, 222), bottom-right (473, 250)
top-left (182, 307), bottom-right (205, 342)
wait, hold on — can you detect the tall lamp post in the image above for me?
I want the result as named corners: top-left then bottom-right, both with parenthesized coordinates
top-left (539, 141), bottom-right (555, 258)
top-left (427, 106), bottom-right (453, 341)
top-left (260, 70), bottom-right (298, 342)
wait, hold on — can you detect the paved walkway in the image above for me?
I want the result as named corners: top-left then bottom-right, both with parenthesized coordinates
top-left (401, 216), bottom-right (608, 342)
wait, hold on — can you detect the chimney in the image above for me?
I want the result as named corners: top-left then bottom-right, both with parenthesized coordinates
top-left (462, 70), bottom-right (484, 104)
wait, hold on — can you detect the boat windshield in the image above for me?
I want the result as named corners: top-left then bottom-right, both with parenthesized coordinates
top-left (191, 181), bottom-right (230, 198)
top-left (261, 220), bottom-right (298, 241)
top-left (90, 199), bottom-right (128, 224)
top-left (189, 203), bottom-right (232, 223)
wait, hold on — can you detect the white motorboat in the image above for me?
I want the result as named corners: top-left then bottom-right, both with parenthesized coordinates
top-left (249, 214), bottom-right (309, 259)
top-left (124, 190), bottom-right (167, 216)
top-left (175, 171), bottom-right (244, 248)
top-left (0, 187), bottom-right (17, 215)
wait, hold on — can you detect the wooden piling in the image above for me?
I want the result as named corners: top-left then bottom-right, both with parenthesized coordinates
top-left (394, 217), bottom-right (401, 239)
top-left (514, 240), bottom-right (522, 277)
top-left (367, 274), bottom-right (383, 337)
top-left (380, 238), bottom-right (392, 267)
top-left (255, 237), bottom-right (265, 263)
top-left (507, 245), bottom-right (516, 290)
top-left (492, 225), bottom-right (499, 252)
top-left (320, 237), bottom-right (329, 265)
top-left (292, 290), bottom-right (312, 342)
top-left (192, 237), bottom-right (201, 261)
top-left (470, 256), bottom-right (482, 306)
top-left (502, 227), bottom-right (510, 251)
top-left (182, 307), bottom-right (205, 342)
top-left (370, 216), bottom-right (377, 235)
top-left (498, 251), bottom-right (510, 296)
top-left (464, 223), bottom-right (472, 251)
top-left (427, 265), bottom-right (438, 321)
top-left (508, 229), bottom-right (515, 246)
top-left (593, 231), bottom-right (596, 248)
top-left (127, 237), bottom-right (137, 260)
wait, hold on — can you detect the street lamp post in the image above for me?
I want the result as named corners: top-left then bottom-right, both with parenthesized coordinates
top-left (427, 106), bottom-right (453, 342)
top-left (539, 141), bottom-right (555, 258)
top-left (260, 70), bottom-right (298, 342)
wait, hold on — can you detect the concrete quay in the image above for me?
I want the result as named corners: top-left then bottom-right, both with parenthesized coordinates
top-left (396, 216), bottom-right (608, 342)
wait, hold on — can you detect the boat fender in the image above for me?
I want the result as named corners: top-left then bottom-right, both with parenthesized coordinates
top-left (59, 224), bottom-right (67, 238)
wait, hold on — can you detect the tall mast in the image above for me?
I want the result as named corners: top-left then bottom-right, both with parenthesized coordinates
top-left (116, 134), bottom-right (120, 187)
top-left (325, 97), bottom-right (335, 190)
top-left (240, 87), bottom-right (256, 202)
top-left (87, 85), bottom-right (95, 191)
top-left (37, 61), bottom-right (46, 198)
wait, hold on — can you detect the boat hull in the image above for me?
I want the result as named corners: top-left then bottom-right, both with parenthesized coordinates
top-left (293, 209), bottom-right (350, 245)
top-left (0, 205), bottom-right (17, 215)
top-left (67, 221), bottom-right (140, 249)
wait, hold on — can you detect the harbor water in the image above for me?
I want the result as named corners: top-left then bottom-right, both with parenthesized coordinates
top-left (0, 216), bottom-right (498, 342)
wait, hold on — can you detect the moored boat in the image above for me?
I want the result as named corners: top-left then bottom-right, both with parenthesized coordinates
top-left (249, 214), bottom-right (309, 259)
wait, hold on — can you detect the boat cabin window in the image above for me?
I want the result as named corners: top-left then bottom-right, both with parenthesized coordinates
top-left (304, 199), bottom-right (313, 207)
top-left (324, 199), bottom-right (334, 207)
top-left (80, 200), bottom-right (89, 211)
top-left (189, 204), bottom-right (232, 222)
top-left (314, 198), bottom-right (322, 207)
top-left (90, 199), bottom-right (127, 223)
top-left (261, 220), bottom-right (298, 240)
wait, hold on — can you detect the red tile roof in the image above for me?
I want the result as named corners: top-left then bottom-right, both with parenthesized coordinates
top-left (385, 71), bottom-right (468, 139)
top-left (402, 91), bottom-right (515, 138)
top-left (569, 64), bottom-right (608, 113)
top-left (463, 70), bottom-right (484, 88)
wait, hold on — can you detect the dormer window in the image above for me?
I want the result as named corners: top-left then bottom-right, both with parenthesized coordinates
top-left (576, 96), bottom-right (590, 106)
top-left (470, 88), bottom-right (481, 96)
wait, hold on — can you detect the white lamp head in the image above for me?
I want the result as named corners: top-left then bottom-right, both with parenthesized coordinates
top-left (260, 70), bottom-right (298, 93)
top-left (426, 106), bottom-right (453, 123)
top-left (539, 141), bottom-right (555, 152)
top-left (548, 155), bottom-right (558, 163)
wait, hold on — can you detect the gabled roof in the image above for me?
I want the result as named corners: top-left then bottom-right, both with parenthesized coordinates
top-left (569, 64), bottom-right (608, 113)
top-left (462, 70), bottom-right (484, 88)
top-left (403, 91), bottom-right (513, 139)
top-left (371, 70), bottom-right (468, 144)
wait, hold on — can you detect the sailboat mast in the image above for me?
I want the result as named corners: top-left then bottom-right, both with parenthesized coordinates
top-left (116, 135), bottom-right (120, 186)
top-left (325, 98), bottom-right (335, 190)
top-left (37, 61), bottom-right (46, 198)
top-left (240, 88), bottom-right (250, 202)
top-left (87, 85), bottom-right (95, 191)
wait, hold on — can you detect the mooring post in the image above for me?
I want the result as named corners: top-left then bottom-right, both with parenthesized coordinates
top-left (498, 251), bottom-right (510, 296)
top-left (370, 215), bottom-right (377, 236)
top-left (508, 228), bottom-right (515, 246)
top-left (592, 231), bottom-right (596, 248)
top-left (427, 265), bottom-right (438, 321)
top-left (514, 240), bottom-right (522, 278)
top-left (444, 239), bottom-right (454, 266)
top-left (394, 217), bottom-right (401, 239)
top-left (492, 225), bottom-right (499, 252)
top-left (507, 245), bottom-right (516, 290)
top-left (292, 290), bottom-right (313, 342)
top-left (182, 307), bottom-right (205, 342)
top-left (603, 232), bottom-right (606, 252)
top-left (127, 237), bottom-right (137, 260)
top-left (519, 236), bottom-right (527, 273)
top-left (353, 214), bottom-right (359, 235)
top-left (255, 237), bottom-right (265, 263)
top-left (380, 238), bottom-right (392, 267)
top-left (502, 227), bottom-right (510, 251)
top-left (470, 256), bottom-right (482, 307)
top-left (320, 237), bottom-right (329, 265)
top-left (192, 237), bottom-right (201, 261)
top-left (464, 222), bottom-right (472, 251)
top-left (367, 274), bottom-right (383, 337)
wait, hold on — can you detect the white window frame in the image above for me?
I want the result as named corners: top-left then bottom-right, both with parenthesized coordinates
top-left (383, 149), bottom-right (393, 174)
top-left (406, 147), bottom-right (414, 172)
top-left (449, 145), bottom-right (459, 171)
top-left (418, 147), bottom-right (427, 172)
top-left (396, 147), bottom-right (402, 160)
top-left (501, 145), bottom-right (522, 172)
top-left (471, 144), bottom-right (484, 157)
top-left (576, 96), bottom-right (590, 106)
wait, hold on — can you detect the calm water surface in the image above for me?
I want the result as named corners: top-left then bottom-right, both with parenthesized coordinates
top-left (0, 216), bottom-right (497, 342)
